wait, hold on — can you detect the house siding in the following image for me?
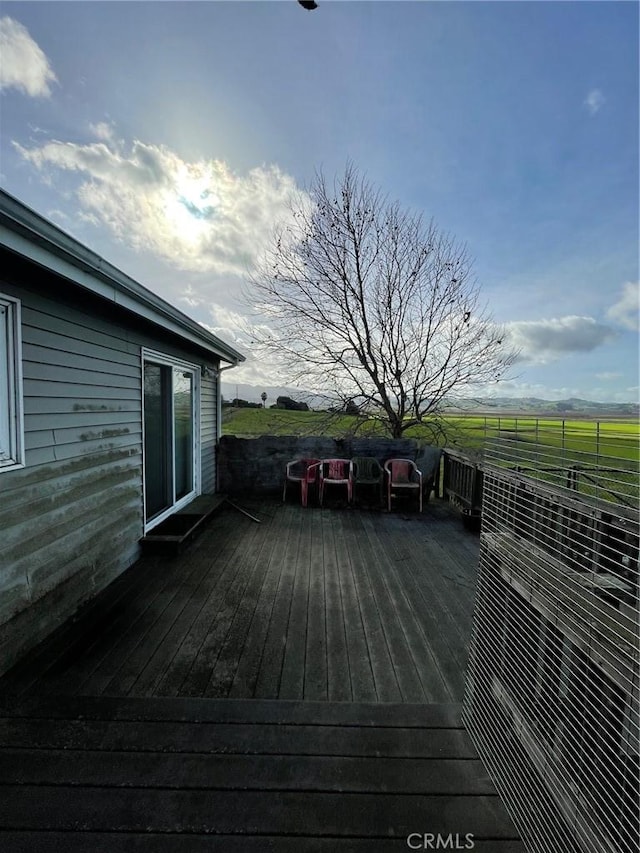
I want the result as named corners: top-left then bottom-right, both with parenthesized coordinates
top-left (200, 372), bottom-right (217, 493)
top-left (0, 255), bottom-right (221, 675)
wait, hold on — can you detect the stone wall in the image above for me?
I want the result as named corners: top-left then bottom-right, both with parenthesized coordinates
top-left (218, 435), bottom-right (441, 498)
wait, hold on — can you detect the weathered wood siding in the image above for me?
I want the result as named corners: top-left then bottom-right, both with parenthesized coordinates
top-left (0, 254), bottom-right (220, 676)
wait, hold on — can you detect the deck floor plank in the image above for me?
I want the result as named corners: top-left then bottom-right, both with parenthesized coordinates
top-left (102, 518), bottom-right (249, 697)
top-left (333, 514), bottom-right (378, 702)
top-left (303, 509), bottom-right (328, 700)
top-left (360, 513), bottom-right (453, 702)
top-left (204, 508), bottom-right (284, 698)
top-left (251, 504), bottom-right (304, 699)
top-left (0, 494), bottom-right (522, 851)
top-left (226, 503), bottom-right (295, 698)
top-left (130, 512), bottom-right (256, 697)
top-left (392, 517), bottom-right (477, 679)
top-left (0, 834), bottom-right (525, 853)
top-left (0, 502), bottom-right (480, 703)
top-left (176, 515), bottom-right (267, 697)
top-left (47, 550), bottom-right (211, 697)
top-left (278, 509), bottom-right (312, 700)
top-left (0, 785), bottom-right (517, 837)
top-left (149, 517), bottom-right (257, 697)
top-left (0, 747), bottom-right (495, 793)
top-left (339, 512), bottom-right (402, 701)
top-left (364, 513), bottom-right (469, 699)
top-left (323, 511), bottom-right (352, 701)
top-left (64, 511), bottom-right (243, 698)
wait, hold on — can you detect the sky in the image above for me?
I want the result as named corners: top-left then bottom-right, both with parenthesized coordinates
top-left (0, 0), bottom-right (638, 404)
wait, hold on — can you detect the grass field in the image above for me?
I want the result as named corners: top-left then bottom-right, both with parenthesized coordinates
top-left (222, 407), bottom-right (639, 505)
top-left (222, 407), bottom-right (639, 456)
top-left (437, 415), bottom-right (640, 461)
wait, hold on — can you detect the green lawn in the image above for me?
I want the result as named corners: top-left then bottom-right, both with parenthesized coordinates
top-left (222, 407), bottom-right (639, 457)
top-left (430, 415), bottom-right (640, 461)
top-left (221, 407), bottom-right (389, 438)
top-left (222, 407), bottom-right (639, 504)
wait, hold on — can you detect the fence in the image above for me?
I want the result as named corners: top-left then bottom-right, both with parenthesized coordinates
top-left (462, 424), bottom-right (639, 853)
top-left (442, 418), bottom-right (638, 513)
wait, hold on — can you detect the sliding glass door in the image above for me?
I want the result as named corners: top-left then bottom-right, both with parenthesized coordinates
top-left (143, 352), bottom-right (199, 527)
top-left (173, 367), bottom-right (194, 501)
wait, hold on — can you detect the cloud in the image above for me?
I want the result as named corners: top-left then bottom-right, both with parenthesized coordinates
top-left (595, 371), bottom-right (622, 381)
top-left (14, 135), bottom-right (301, 276)
top-left (584, 88), bottom-right (605, 116)
top-left (505, 315), bottom-right (616, 364)
top-left (88, 121), bottom-right (116, 142)
top-left (0, 17), bottom-right (57, 97)
top-left (606, 281), bottom-right (639, 331)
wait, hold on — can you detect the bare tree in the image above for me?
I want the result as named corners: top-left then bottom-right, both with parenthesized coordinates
top-left (246, 164), bottom-right (517, 439)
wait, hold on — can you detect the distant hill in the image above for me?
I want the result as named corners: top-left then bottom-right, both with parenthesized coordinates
top-left (222, 382), bottom-right (639, 419)
top-left (445, 397), bottom-right (639, 417)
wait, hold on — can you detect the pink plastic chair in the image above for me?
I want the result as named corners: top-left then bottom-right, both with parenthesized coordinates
top-left (283, 458), bottom-right (320, 507)
top-left (318, 459), bottom-right (352, 506)
top-left (384, 458), bottom-right (423, 513)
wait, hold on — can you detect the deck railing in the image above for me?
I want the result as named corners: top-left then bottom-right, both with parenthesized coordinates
top-left (441, 448), bottom-right (484, 523)
top-left (442, 419), bottom-right (638, 515)
top-left (461, 425), bottom-right (639, 853)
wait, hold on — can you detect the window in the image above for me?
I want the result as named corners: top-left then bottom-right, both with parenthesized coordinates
top-left (0, 294), bottom-right (24, 472)
top-left (142, 350), bottom-right (199, 528)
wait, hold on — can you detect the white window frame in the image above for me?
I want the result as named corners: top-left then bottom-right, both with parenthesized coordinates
top-left (141, 348), bottom-right (201, 532)
top-left (0, 294), bottom-right (25, 472)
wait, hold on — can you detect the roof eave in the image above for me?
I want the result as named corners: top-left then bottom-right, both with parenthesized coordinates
top-left (0, 189), bottom-right (246, 365)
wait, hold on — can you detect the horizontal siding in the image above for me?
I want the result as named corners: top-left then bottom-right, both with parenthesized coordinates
top-left (0, 280), bottom-right (144, 671)
top-left (22, 397), bottom-right (140, 415)
top-left (0, 449), bottom-right (141, 517)
top-left (22, 360), bottom-right (141, 388)
top-left (0, 258), bottom-right (223, 676)
top-left (200, 371), bottom-right (218, 493)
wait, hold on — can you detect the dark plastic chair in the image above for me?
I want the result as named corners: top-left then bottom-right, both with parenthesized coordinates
top-left (350, 456), bottom-right (384, 505)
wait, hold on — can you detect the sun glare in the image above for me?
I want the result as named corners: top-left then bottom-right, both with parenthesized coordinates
top-left (164, 170), bottom-right (219, 245)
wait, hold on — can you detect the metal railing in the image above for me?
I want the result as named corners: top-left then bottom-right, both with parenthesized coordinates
top-left (462, 425), bottom-right (639, 853)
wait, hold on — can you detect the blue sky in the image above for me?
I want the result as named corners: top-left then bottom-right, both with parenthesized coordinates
top-left (1, 1), bottom-right (638, 402)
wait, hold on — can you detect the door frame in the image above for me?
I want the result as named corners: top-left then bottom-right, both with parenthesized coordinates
top-left (141, 348), bottom-right (201, 532)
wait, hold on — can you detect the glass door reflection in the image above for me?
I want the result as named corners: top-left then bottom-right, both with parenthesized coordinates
top-left (173, 368), bottom-right (193, 501)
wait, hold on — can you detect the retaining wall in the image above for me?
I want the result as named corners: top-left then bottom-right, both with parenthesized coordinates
top-left (218, 435), bottom-right (441, 497)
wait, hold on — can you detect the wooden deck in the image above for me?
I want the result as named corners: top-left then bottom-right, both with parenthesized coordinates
top-left (0, 500), bottom-right (480, 702)
top-left (0, 500), bottom-right (524, 851)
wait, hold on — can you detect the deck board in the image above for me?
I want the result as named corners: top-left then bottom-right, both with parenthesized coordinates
top-left (0, 696), bottom-right (522, 849)
top-left (148, 519), bottom-right (255, 697)
top-left (0, 494), bottom-right (523, 852)
top-left (304, 508), bottom-right (328, 700)
top-left (0, 501), bottom-right (480, 703)
top-left (341, 512), bottom-right (403, 701)
top-left (278, 508), bottom-right (312, 699)
top-left (0, 835), bottom-right (525, 853)
top-left (250, 504), bottom-right (303, 698)
top-left (323, 511), bottom-right (352, 701)
top-left (334, 514), bottom-right (378, 702)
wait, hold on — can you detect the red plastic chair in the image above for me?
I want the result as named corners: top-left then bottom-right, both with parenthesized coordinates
top-left (384, 458), bottom-right (423, 513)
top-left (318, 458), bottom-right (352, 506)
top-left (283, 458), bottom-right (320, 507)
